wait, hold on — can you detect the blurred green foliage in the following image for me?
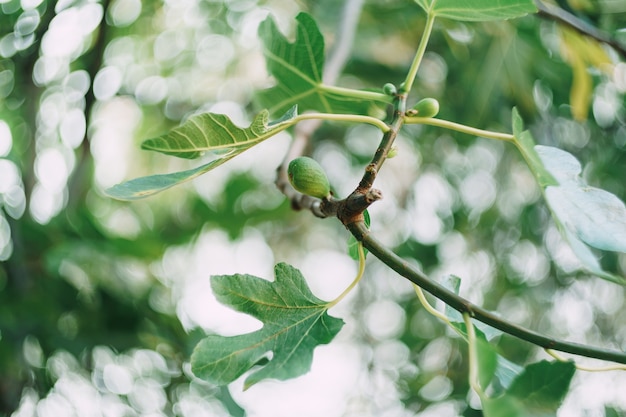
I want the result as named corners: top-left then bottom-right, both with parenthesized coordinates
top-left (1, 0), bottom-right (626, 416)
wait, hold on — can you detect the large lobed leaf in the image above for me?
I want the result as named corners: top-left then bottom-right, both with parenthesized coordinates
top-left (414, 0), bottom-right (536, 21)
top-left (105, 107), bottom-right (296, 200)
top-left (257, 12), bottom-right (381, 116)
top-left (191, 263), bottom-right (344, 389)
top-left (512, 108), bottom-right (626, 284)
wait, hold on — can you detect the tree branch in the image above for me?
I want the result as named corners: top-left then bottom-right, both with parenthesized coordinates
top-left (534, 0), bottom-right (626, 60)
top-left (276, 0), bottom-right (626, 367)
top-left (347, 220), bottom-right (626, 365)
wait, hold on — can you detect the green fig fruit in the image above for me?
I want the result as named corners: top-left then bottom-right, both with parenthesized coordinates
top-left (387, 146), bottom-right (398, 159)
top-left (287, 157), bottom-right (331, 199)
top-left (412, 97), bottom-right (439, 118)
top-left (383, 83), bottom-right (397, 96)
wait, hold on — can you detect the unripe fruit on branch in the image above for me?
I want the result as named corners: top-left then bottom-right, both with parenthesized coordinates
top-left (412, 98), bottom-right (439, 118)
top-left (287, 157), bottom-right (331, 199)
top-left (383, 83), bottom-right (397, 96)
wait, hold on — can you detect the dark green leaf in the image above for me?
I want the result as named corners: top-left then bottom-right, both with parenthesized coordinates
top-left (414, 0), bottom-right (536, 21)
top-left (482, 360), bottom-right (575, 417)
top-left (105, 107), bottom-right (296, 200)
top-left (507, 360), bottom-right (576, 412)
top-left (191, 263), bottom-right (344, 389)
top-left (605, 406), bottom-right (622, 417)
top-left (257, 13), bottom-right (386, 116)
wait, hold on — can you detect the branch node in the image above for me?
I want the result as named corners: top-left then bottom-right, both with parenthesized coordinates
top-left (337, 189), bottom-right (383, 225)
top-left (365, 163), bottom-right (377, 176)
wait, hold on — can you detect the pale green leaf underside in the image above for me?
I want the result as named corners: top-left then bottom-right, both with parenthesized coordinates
top-left (141, 106), bottom-right (297, 159)
top-left (257, 12), bottom-right (380, 116)
top-left (537, 146), bottom-right (626, 284)
top-left (537, 146), bottom-right (626, 253)
top-left (105, 107), bottom-right (296, 200)
top-left (415, 0), bottom-right (536, 21)
top-left (191, 263), bottom-right (344, 389)
top-left (105, 160), bottom-right (226, 200)
top-left (512, 109), bottom-right (626, 284)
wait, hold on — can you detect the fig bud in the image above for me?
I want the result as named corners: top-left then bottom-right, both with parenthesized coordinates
top-left (412, 98), bottom-right (439, 118)
top-left (287, 157), bottom-right (331, 199)
top-left (383, 83), bottom-right (397, 96)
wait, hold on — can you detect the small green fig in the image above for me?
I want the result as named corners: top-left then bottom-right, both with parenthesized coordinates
top-left (383, 83), bottom-right (397, 96)
top-left (412, 97), bottom-right (440, 118)
top-left (287, 157), bottom-right (331, 199)
top-left (387, 146), bottom-right (398, 159)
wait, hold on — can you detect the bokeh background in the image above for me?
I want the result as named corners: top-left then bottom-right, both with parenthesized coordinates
top-left (2, 0), bottom-right (626, 416)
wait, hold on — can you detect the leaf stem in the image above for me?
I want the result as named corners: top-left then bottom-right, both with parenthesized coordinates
top-left (401, 13), bottom-right (436, 94)
top-left (404, 117), bottom-right (514, 141)
top-left (294, 112), bottom-right (390, 133)
top-left (319, 84), bottom-right (392, 104)
top-left (464, 313), bottom-right (485, 397)
top-left (329, 243), bottom-right (366, 307)
top-left (346, 220), bottom-right (626, 365)
top-left (545, 349), bottom-right (626, 372)
top-left (414, 284), bottom-right (450, 324)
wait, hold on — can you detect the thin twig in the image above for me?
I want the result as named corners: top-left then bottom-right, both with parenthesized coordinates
top-left (535, 0), bottom-right (626, 60)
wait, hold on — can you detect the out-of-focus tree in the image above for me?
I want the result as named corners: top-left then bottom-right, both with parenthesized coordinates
top-left (1, 1), bottom-right (626, 416)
